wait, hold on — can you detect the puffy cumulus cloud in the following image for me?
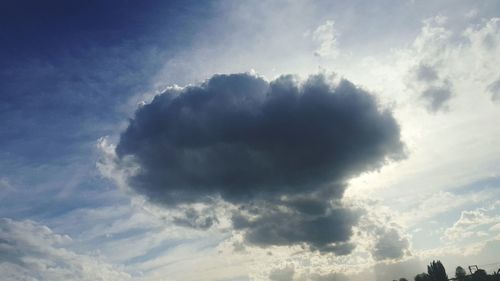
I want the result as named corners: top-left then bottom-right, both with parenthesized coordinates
top-left (351, 200), bottom-right (412, 261)
top-left (113, 72), bottom-right (404, 253)
top-left (268, 264), bottom-right (351, 281)
top-left (443, 205), bottom-right (500, 243)
top-left (0, 218), bottom-right (130, 281)
top-left (269, 265), bottom-right (295, 281)
top-left (408, 62), bottom-right (453, 113)
top-left (372, 228), bottom-right (411, 261)
top-left (312, 20), bottom-right (339, 59)
top-left (404, 17), bottom-right (500, 112)
top-left (404, 17), bottom-right (455, 112)
top-left (116, 73), bottom-right (403, 205)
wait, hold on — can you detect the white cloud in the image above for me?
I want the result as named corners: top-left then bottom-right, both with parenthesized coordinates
top-left (347, 16), bottom-right (500, 202)
top-left (312, 20), bottom-right (340, 58)
top-left (397, 190), bottom-right (495, 227)
top-left (443, 205), bottom-right (500, 243)
top-left (269, 265), bottom-right (295, 281)
top-left (0, 218), bottom-right (131, 281)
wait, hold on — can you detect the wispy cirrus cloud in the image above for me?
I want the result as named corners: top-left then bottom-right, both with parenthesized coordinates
top-left (0, 218), bottom-right (131, 281)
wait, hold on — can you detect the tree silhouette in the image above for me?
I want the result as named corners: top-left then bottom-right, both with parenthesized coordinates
top-left (472, 269), bottom-right (487, 281)
top-left (408, 261), bottom-right (500, 281)
top-left (456, 266), bottom-right (467, 281)
top-left (427, 260), bottom-right (448, 281)
top-left (415, 273), bottom-right (432, 281)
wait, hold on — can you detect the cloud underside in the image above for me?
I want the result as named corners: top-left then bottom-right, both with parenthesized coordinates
top-left (116, 73), bottom-right (405, 254)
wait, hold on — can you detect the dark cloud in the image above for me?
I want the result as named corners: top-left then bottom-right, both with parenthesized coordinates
top-left (117, 73), bottom-right (403, 204)
top-left (116, 72), bottom-right (404, 252)
top-left (232, 200), bottom-right (360, 253)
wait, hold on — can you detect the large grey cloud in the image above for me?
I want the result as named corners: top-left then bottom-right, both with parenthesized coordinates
top-left (116, 72), bottom-right (404, 253)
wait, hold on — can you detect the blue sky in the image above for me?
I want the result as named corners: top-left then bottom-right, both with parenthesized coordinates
top-left (1, 1), bottom-right (500, 281)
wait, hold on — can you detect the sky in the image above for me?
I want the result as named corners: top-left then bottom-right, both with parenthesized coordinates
top-left (1, 1), bottom-right (500, 281)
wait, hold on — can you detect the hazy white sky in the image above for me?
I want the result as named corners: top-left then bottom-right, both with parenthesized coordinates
top-left (1, 1), bottom-right (500, 281)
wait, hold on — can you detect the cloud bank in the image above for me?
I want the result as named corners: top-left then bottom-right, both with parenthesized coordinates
top-left (115, 72), bottom-right (404, 253)
top-left (0, 218), bottom-right (130, 281)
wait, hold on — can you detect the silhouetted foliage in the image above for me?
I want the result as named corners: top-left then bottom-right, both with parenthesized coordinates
top-left (428, 260), bottom-right (449, 281)
top-left (456, 266), bottom-right (467, 281)
top-left (396, 261), bottom-right (500, 281)
top-left (415, 273), bottom-right (432, 281)
top-left (473, 269), bottom-right (488, 281)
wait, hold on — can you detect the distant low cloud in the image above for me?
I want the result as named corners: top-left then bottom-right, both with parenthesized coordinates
top-left (405, 17), bottom-right (500, 112)
top-left (310, 272), bottom-right (350, 281)
top-left (0, 218), bottom-right (130, 281)
top-left (269, 266), bottom-right (295, 281)
top-left (354, 199), bottom-right (412, 261)
top-left (115, 72), bottom-right (404, 253)
top-left (372, 257), bottom-right (424, 281)
top-left (269, 265), bottom-right (350, 281)
top-left (372, 228), bottom-right (411, 260)
top-left (443, 205), bottom-right (500, 243)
